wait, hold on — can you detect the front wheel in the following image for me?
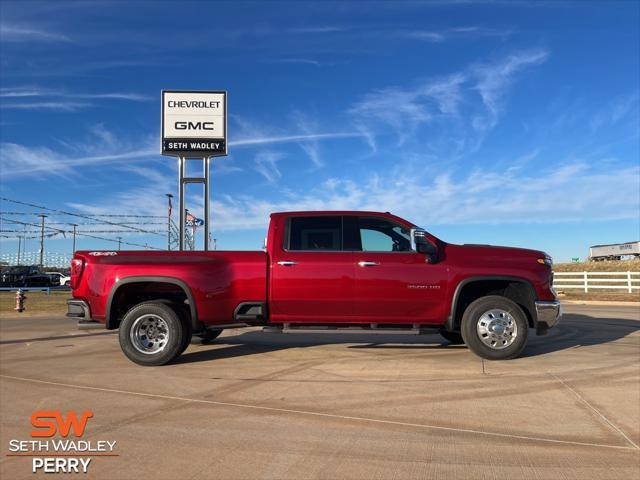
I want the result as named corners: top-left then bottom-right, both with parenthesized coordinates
top-left (119, 302), bottom-right (190, 366)
top-left (461, 295), bottom-right (528, 360)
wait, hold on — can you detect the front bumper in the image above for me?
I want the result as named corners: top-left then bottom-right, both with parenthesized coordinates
top-left (535, 300), bottom-right (562, 335)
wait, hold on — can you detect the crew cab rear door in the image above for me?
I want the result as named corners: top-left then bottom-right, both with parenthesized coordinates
top-left (349, 215), bottom-right (447, 324)
top-left (269, 215), bottom-right (356, 323)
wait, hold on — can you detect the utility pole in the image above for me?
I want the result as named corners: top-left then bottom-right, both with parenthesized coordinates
top-left (17, 236), bottom-right (22, 265)
top-left (185, 208), bottom-right (190, 250)
top-left (166, 193), bottom-right (173, 250)
top-left (38, 214), bottom-right (47, 267)
top-left (117, 237), bottom-right (122, 250)
top-left (72, 224), bottom-right (78, 253)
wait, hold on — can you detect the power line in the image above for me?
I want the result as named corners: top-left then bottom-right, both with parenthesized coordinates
top-left (0, 217), bottom-right (162, 250)
top-left (1, 229), bottom-right (166, 234)
top-left (0, 198), bottom-right (164, 236)
top-left (0, 211), bottom-right (165, 218)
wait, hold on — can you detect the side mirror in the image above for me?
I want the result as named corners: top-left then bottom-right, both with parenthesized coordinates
top-left (410, 228), bottom-right (438, 262)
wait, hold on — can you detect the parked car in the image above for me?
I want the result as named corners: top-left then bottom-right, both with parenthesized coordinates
top-left (0, 265), bottom-right (52, 287)
top-left (45, 272), bottom-right (71, 287)
top-left (67, 211), bottom-right (561, 366)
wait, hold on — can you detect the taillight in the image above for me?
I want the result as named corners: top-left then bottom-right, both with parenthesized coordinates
top-left (70, 258), bottom-right (85, 289)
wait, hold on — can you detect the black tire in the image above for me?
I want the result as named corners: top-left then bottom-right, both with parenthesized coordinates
top-left (440, 330), bottom-right (465, 345)
top-left (460, 295), bottom-right (528, 360)
top-left (192, 328), bottom-right (223, 344)
top-left (119, 302), bottom-right (190, 366)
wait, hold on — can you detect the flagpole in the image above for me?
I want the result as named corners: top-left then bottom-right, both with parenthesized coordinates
top-left (166, 193), bottom-right (173, 251)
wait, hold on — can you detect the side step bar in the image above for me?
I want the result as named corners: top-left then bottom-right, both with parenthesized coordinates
top-left (77, 320), bottom-right (105, 330)
top-left (263, 323), bottom-right (440, 335)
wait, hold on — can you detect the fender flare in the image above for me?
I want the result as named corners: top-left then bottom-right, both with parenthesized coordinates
top-left (445, 275), bottom-right (537, 332)
top-left (106, 276), bottom-right (200, 331)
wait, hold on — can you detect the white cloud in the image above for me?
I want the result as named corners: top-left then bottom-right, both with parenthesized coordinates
top-left (589, 91), bottom-right (640, 132)
top-left (349, 49), bottom-right (548, 150)
top-left (0, 102), bottom-right (91, 111)
top-left (254, 151), bottom-right (283, 183)
top-left (0, 87), bottom-right (151, 111)
top-left (0, 24), bottom-right (71, 43)
top-left (471, 49), bottom-right (549, 130)
top-left (404, 26), bottom-right (512, 43)
top-left (286, 26), bottom-right (350, 34)
top-left (203, 160), bottom-right (639, 232)
top-left (276, 58), bottom-right (322, 66)
top-left (230, 132), bottom-right (364, 147)
top-left (0, 125), bottom-right (158, 178)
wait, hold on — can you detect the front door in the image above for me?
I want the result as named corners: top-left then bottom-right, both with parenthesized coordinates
top-left (350, 215), bottom-right (447, 324)
top-left (270, 215), bottom-right (355, 323)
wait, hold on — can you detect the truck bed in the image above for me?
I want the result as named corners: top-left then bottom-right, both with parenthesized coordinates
top-left (73, 250), bottom-right (267, 326)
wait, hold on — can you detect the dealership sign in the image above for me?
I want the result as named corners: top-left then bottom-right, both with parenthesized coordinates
top-left (161, 90), bottom-right (227, 157)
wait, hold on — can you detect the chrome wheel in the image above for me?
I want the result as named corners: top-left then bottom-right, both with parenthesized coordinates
top-left (476, 308), bottom-right (517, 350)
top-left (130, 314), bottom-right (170, 354)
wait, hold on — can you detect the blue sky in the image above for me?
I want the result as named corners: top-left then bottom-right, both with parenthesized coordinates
top-left (0, 0), bottom-right (638, 263)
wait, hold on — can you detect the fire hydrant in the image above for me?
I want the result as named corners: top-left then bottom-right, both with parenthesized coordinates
top-left (15, 289), bottom-right (26, 312)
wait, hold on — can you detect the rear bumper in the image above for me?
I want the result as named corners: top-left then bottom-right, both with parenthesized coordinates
top-left (535, 300), bottom-right (562, 335)
top-left (67, 299), bottom-right (91, 318)
top-left (68, 300), bottom-right (105, 330)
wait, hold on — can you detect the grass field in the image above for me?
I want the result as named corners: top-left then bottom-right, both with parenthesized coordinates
top-left (554, 259), bottom-right (640, 272)
top-left (0, 290), bottom-right (70, 315)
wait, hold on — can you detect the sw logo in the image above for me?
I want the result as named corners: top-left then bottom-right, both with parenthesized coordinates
top-left (6, 410), bottom-right (117, 473)
top-left (31, 410), bottom-right (93, 438)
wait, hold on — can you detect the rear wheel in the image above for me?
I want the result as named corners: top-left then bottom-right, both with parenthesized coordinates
top-left (461, 295), bottom-right (528, 360)
top-left (119, 302), bottom-right (190, 366)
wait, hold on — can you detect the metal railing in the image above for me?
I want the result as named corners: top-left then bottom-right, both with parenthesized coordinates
top-left (0, 286), bottom-right (51, 295)
top-left (553, 271), bottom-right (640, 293)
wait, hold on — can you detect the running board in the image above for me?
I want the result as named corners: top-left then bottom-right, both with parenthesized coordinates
top-left (77, 320), bottom-right (105, 330)
top-left (263, 323), bottom-right (440, 335)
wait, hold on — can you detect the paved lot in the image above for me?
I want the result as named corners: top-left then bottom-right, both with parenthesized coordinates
top-left (1, 304), bottom-right (639, 479)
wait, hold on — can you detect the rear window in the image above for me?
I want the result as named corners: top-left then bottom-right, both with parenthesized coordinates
top-left (287, 216), bottom-right (342, 251)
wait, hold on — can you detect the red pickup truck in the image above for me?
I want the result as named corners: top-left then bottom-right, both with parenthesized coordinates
top-left (67, 211), bottom-right (561, 366)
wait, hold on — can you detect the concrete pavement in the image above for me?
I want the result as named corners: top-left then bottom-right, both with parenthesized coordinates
top-left (1, 304), bottom-right (639, 479)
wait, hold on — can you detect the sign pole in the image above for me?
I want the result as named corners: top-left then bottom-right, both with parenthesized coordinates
top-left (178, 156), bottom-right (185, 251)
top-left (162, 90), bottom-right (227, 252)
top-left (204, 156), bottom-right (210, 251)
top-left (165, 194), bottom-right (173, 250)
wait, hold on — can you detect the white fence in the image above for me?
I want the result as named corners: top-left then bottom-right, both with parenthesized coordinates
top-left (553, 271), bottom-right (640, 293)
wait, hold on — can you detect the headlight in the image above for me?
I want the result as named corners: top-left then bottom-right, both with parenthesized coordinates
top-left (537, 255), bottom-right (553, 266)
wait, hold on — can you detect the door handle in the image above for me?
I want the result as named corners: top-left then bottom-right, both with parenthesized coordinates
top-left (358, 261), bottom-right (379, 267)
top-left (277, 261), bottom-right (298, 266)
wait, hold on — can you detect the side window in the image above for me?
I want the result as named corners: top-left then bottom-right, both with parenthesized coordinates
top-left (287, 216), bottom-right (342, 251)
top-left (358, 217), bottom-right (412, 252)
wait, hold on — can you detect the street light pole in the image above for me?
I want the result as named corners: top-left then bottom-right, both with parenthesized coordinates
top-left (166, 193), bottom-right (173, 251)
top-left (38, 214), bottom-right (47, 267)
top-left (117, 237), bottom-right (122, 251)
top-left (17, 235), bottom-right (22, 265)
top-left (72, 224), bottom-right (78, 254)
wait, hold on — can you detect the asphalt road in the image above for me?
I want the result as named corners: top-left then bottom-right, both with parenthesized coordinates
top-left (1, 304), bottom-right (639, 479)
